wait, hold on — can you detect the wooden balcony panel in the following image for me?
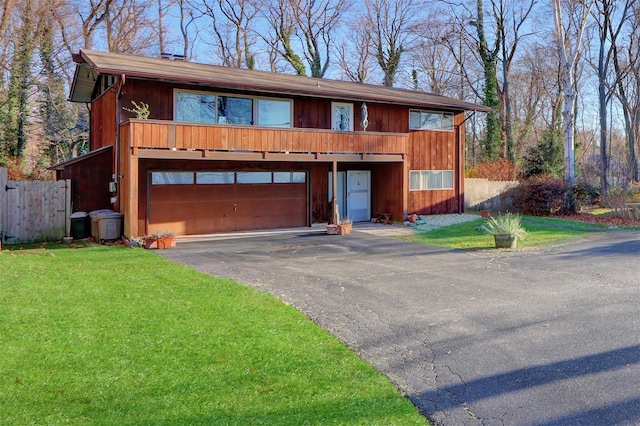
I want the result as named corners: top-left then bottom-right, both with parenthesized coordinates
top-left (122, 120), bottom-right (408, 155)
top-left (182, 125), bottom-right (194, 149)
top-left (188, 126), bottom-right (199, 149)
top-left (198, 126), bottom-right (207, 151)
top-left (242, 127), bottom-right (252, 151)
top-left (308, 132), bottom-right (319, 153)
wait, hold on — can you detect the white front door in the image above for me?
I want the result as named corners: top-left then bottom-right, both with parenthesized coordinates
top-left (347, 170), bottom-right (371, 222)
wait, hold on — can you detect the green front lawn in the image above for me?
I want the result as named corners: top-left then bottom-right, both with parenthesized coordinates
top-left (396, 216), bottom-right (605, 250)
top-left (0, 246), bottom-right (427, 425)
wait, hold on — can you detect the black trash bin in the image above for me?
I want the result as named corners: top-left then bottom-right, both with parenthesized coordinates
top-left (70, 212), bottom-right (90, 239)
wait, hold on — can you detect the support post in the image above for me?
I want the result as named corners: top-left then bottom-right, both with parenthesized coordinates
top-left (332, 160), bottom-right (339, 224)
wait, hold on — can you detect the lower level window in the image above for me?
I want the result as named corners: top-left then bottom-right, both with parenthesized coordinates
top-left (152, 170), bottom-right (306, 185)
top-left (409, 170), bottom-right (454, 190)
top-left (151, 172), bottom-right (194, 185)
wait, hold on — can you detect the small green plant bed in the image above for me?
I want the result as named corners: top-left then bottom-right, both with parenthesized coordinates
top-left (522, 215), bottom-right (610, 231)
top-left (0, 247), bottom-right (427, 426)
top-left (397, 216), bottom-right (601, 250)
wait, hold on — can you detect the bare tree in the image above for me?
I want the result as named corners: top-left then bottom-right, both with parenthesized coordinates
top-left (552, 0), bottom-right (594, 206)
top-left (611, 1), bottom-right (640, 183)
top-left (260, 0), bottom-right (306, 74)
top-left (493, 0), bottom-right (538, 162)
top-left (337, 15), bottom-right (375, 83)
top-left (76, 0), bottom-right (114, 50)
top-left (591, 0), bottom-right (635, 197)
top-left (198, 0), bottom-right (258, 68)
top-left (177, 0), bottom-right (198, 60)
top-left (38, 7), bottom-right (89, 161)
top-left (290, 0), bottom-right (350, 77)
top-left (364, 0), bottom-right (419, 87)
top-left (105, 0), bottom-right (155, 54)
top-left (410, 10), bottom-right (463, 96)
top-left (259, 0), bottom-right (348, 77)
top-left (155, 0), bottom-right (173, 55)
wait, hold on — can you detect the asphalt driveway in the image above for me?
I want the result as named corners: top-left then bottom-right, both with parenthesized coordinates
top-left (159, 227), bottom-right (640, 425)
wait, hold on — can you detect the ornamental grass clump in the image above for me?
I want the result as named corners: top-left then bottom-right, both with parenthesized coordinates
top-left (480, 212), bottom-right (528, 239)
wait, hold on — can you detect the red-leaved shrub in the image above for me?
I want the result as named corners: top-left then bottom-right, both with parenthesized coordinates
top-left (466, 158), bottom-right (519, 181)
top-left (509, 176), bottom-right (565, 215)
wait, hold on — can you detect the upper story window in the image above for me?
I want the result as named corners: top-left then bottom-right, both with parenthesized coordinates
top-left (174, 89), bottom-right (292, 128)
top-left (331, 102), bottom-right (354, 131)
top-left (258, 99), bottom-right (293, 127)
top-left (176, 91), bottom-right (216, 123)
top-left (409, 110), bottom-right (454, 131)
top-left (217, 96), bottom-right (253, 125)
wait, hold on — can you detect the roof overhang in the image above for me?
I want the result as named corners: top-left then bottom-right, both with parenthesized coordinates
top-left (69, 62), bottom-right (99, 103)
top-left (68, 49), bottom-right (493, 113)
top-left (49, 145), bottom-right (113, 171)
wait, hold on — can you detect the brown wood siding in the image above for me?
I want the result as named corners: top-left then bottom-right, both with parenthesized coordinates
top-left (369, 163), bottom-right (405, 221)
top-left (56, 149), bottom-right (113, 213)
top-left (91, 88), bottom-right (117, 150)
top-left (119, 79), bottom-right (412, 133)
top-left (105, 79), bottom-right (469, 235)
top-left (122, 120), bottom-right (408, 154)
top-left (406, 113), bottom-right (463, 215)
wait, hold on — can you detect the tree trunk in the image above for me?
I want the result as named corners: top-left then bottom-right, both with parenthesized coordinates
top-left (598, 28), bottom-right (609, 198)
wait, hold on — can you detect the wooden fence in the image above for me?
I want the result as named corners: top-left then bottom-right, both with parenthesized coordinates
top-left (0, 167), bottom-right (71, 246)
top-left (464, 178), bottom-right (519, 211)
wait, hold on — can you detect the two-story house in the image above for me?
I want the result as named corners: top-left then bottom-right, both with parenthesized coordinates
top-left (55, 49), bottom-right (489, 238)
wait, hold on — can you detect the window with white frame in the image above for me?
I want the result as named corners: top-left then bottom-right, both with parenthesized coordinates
top-left (409, 110), bottom-right (454, 131)
top-left (174, 90), bottom-right (292, 128)
top-left (409, 170), bottom-right (454, 190)
top-left (331, 102), bottom-right (354, 131)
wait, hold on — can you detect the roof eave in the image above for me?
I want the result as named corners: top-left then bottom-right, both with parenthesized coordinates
top-left (49, 146), bottom-right (113, 170)
top-left (70, 49), bottom-right (492, 113)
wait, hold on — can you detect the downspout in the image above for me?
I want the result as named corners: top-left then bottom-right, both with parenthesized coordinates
top-left (113, 74), bottom-right (126, 212)
top-left (456, 112), bottom-right (476, 214)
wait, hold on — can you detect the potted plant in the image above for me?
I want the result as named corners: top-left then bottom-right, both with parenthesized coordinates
top-left (479, 212), bottom-right (527, 249)
top-left (144, 231), bottom-right (176, 249)
top-left (338, 218), bottom-right (352, 235)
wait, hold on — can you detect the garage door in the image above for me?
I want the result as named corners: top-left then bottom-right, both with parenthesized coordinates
top-left (148, 171), bottom-right (308, 235)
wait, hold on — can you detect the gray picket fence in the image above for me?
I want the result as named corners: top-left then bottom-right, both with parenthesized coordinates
top-left (0, 167), bottom-right (71, 246)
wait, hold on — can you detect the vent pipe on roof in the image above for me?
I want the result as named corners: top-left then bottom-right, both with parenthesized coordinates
top-left (160, 52), bottom-right (186, 61)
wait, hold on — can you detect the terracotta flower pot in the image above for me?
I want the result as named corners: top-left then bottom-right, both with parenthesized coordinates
top-left (144, 236), bottom-right (176, 249)
top-left (326, 224), bottom-right (339, 235)
top-left (338, 223), bottom-right (352, 235)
